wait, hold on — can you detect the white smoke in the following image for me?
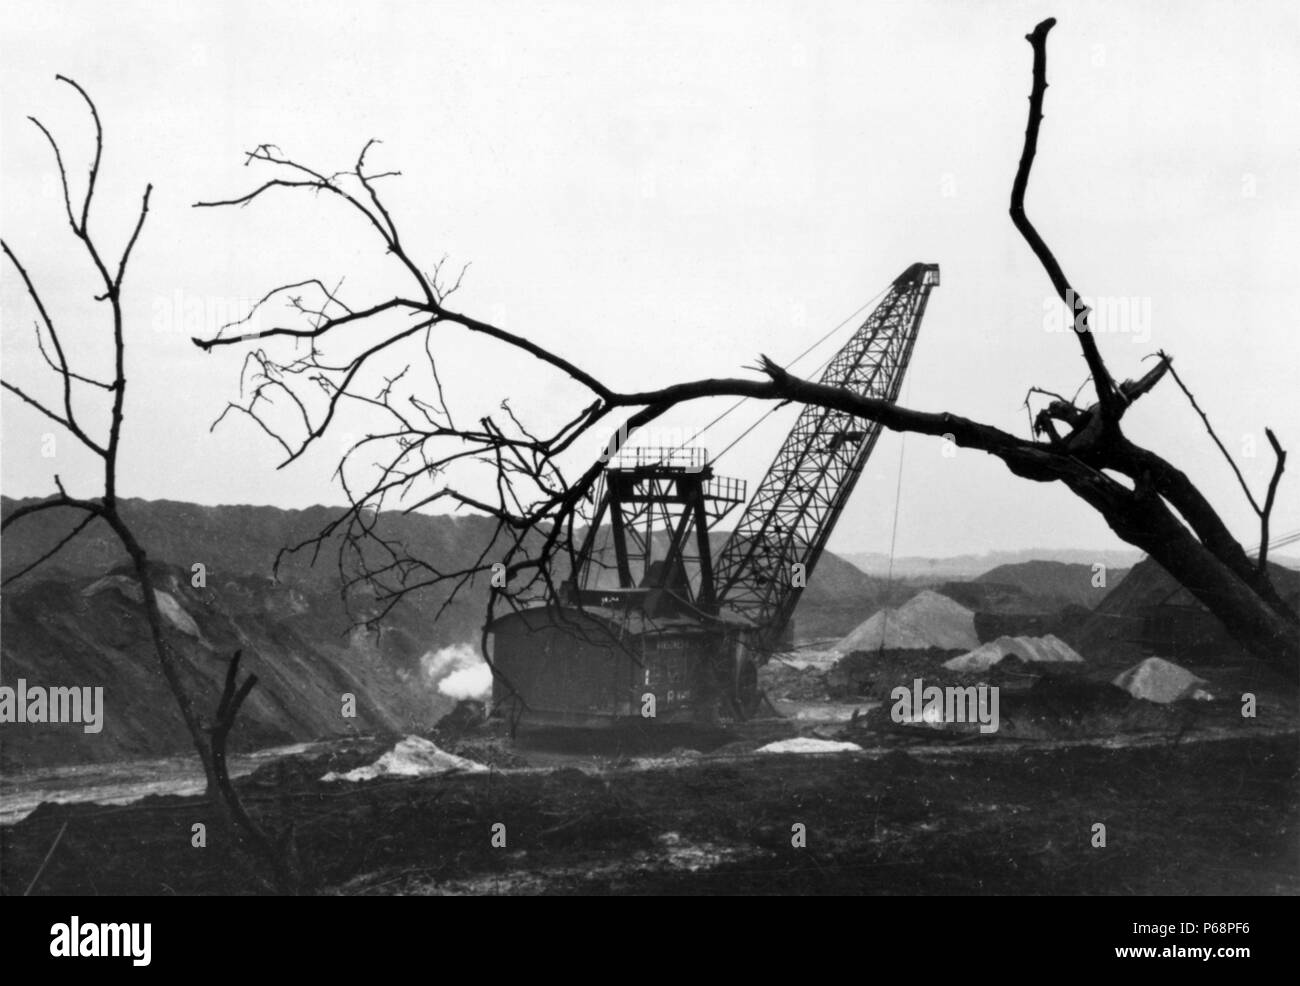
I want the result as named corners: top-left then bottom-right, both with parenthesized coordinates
top-left (421, 643), bottom-right (492, 701)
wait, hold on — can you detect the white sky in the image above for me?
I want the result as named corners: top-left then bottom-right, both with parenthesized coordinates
top-left (2, 0), bottom-right (1297, 560)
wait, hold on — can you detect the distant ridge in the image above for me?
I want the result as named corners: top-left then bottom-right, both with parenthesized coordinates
top-left (842, 548), bottom-right (1145, 580)
top-left (976, 560), bottom-right (1126, 610)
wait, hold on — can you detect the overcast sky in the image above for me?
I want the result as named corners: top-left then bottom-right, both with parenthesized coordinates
top-left (2, 0), bottom-right (1297, 560)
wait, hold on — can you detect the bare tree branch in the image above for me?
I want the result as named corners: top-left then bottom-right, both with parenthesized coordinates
top-left (2, 241), bottom-right (107, 454)
top-left (1009, 17), bottom-right (1122, 418)
top-left (1163, 354), bottom-right (1262, 514)
top-left (1259, 428), bottom-right (1287, 573)
top-left (1, 504), bottom-right (101, 586)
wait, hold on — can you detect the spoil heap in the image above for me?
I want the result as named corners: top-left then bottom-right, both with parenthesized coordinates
top-left (836, 590), bottom-right (979, 652)
top-left (944, 634), bottom-right (1085, 672)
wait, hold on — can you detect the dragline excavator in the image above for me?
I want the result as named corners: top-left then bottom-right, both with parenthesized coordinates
top-left (487, 262), bottom-right (939, 725)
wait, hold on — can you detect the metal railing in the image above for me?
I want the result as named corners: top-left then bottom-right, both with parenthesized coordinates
top-left (705, 474), bottom-right (747, 503)
top-left (607, 446), bottom-right (710, 472)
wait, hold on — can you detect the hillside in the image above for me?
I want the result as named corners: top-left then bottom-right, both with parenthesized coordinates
top-left (1, 497), bottom-right (501, 610)
top-left (0, 498), bottom-right (508, 769)
top-left (0, 562), bottom-right (462, 769)
top-left (975, 560), bottom-right (1126, 609)
top-left (1069, 557), bottom-right (1300, 669)
top-left (0, 497), bottom-right (882, 766)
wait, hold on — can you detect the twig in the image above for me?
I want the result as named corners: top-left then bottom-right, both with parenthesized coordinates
top-left (1163, 356), bottom-right (1261, 514)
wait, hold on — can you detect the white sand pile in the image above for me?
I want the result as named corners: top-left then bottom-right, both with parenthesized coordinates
top-left (322, 736), bottom-right (489, 782)
top-left (1112, 657), bottom-right (1213, 704)
top-left (757, 737), bottom-right (864, 754)
top-left (943, 634), bottom-right (1085, 672)
top-left (837, 590), bottom-right (979, 652)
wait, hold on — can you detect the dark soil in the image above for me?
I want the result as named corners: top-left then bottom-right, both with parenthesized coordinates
top-left (3, 731), bottom-right (1295, 895)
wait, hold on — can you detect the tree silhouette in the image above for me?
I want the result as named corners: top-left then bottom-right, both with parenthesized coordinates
top-left (2, 77), bottom-right (300, 892)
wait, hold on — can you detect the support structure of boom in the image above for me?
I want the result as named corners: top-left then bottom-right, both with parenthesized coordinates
top-left (714, 262), bottom-right (940, 649)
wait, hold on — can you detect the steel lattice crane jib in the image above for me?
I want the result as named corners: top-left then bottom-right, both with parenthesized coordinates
top-left (714, 262), bottom-right (940, 653)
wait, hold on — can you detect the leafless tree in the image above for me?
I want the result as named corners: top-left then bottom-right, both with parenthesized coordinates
top-left (1, 78), bottom-right (299, 892)
top-left (192, 19), bottom-right (1296, 678)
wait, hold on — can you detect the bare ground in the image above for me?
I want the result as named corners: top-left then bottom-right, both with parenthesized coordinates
top-left (3, 724), bottom-right (1296, 895)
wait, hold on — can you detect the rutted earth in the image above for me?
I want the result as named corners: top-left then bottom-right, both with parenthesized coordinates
top-left (2, 670), bottom-right (1296, 895)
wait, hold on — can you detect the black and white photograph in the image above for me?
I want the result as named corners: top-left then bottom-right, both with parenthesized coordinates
top-left (1, 0), bottom-right (1296, 924)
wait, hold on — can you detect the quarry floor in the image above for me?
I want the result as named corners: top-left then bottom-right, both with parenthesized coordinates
top-left (4, 648), bottom-right (1297, 895)
top-left (2, 722), bottom-right (1296, 895)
